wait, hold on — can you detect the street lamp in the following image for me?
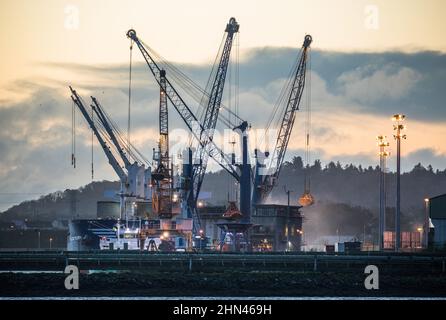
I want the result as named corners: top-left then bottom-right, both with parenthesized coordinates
top-left (424, 198), bottom-right (430, 249)
top-left (283, 186), bottom-right (293, 252)
top-left (416, 227), bottom-right (423, 249)
top-left (198, 229), bottom-right (204, 251)
top-left (296, 229), bottom-right (304, 251)
top-left (377, 135), bottom-right (390, 251)
top-left (392, 114), bottom-right (406, 251)
top-left (49, 237), bottom-right (53, 249)
top-left (36, 229), bottom-right (41, 250)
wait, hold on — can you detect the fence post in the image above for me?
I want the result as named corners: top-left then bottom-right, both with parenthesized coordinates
top-left (313, 255), bottom-right (318, 272)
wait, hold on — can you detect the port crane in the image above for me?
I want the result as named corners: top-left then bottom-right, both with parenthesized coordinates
top-left (127, 17), bottom-right (246, 232)
top-left (70, 87), bottom-right (151, 221)
top-left (190, 17), bottom-right (240, 223)
top-left (252, 35), bottom-right (312, 205)
top-left (151, 69), bottom-right (174, 218)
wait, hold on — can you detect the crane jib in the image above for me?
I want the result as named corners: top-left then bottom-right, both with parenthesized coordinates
top-left (253, 35), bottom-right (312, 203)
top-left (127, 25), bottom-right (240, 180)
top-left (127, 20), bottom-right (241, 231)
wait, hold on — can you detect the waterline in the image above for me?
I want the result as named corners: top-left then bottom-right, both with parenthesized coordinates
top-left (1, 296), bottom-right (446, 301)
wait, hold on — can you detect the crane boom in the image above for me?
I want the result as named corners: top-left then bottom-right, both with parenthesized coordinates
top-left (71, 87), bottom-right (151, 220)
top-left (152, 69), bottom-right (174, 218)
top-left (253, 35), bottom-right (312, 203)
top-left (192, 17), bottom-right (239, 203)
top-left (127, 29), bottom-right (240, 181)
top-left (70, 87), bottom-right (126, 181)
top-left (90, 96), bottom-right (132, 168)
top-left (159, 69), bottom-right (169, 164)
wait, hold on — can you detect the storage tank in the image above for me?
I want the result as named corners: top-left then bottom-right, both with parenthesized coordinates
top-left (136, 201), bottom-right (152, 218)
top-left (97, 201), bottom-right (120, 219)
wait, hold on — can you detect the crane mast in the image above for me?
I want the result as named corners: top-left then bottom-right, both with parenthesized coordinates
top-left (190, 17), bottom-right (239, 222)
top-left (91, 96), bottom-right (132, 168)
top-left (158, 69), bottom-right (169, 168)
top-left (70, 87), bottom-right (126, 180)
top-left (127, 29), bottom-right (239, 182)
top-left (152, 69), bottom-right (174, 218)
top-left (253, 34), bottom-right (312, 204)
top-left (128, 19), bottom-right (243, 232)
top-left (70, 87), bottom-right (128, 220)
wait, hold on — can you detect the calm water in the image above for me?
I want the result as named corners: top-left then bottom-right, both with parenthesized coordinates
top-left (1, 297), bottom-right (446, 300)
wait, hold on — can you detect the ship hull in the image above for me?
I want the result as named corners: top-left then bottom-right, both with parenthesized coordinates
top-left (68, 219), bottom-right (119, 250)
top-left (67, 218), bottom-right (191, 251)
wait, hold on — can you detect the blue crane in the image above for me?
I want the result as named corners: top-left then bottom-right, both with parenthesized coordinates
top-left (192, 17), bottom-right (240, 199)
top-left (127, 18), bottom-right (245, 232)
top-left (188, 17), bottom-right (240, 228)
top-left (252, 35), bottom-right (312, 205)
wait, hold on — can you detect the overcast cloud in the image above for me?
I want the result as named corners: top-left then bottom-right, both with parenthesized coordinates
top-left (1, 48), bottom-right (445, 211)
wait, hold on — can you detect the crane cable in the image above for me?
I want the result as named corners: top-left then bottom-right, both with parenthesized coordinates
top-left (233, 32), bottom-right (240, 202)
top-left (298, 46), bottom-right (315, 207)
top-left (71, 99), bottom-right (76, 168)
top-left (235, 32), bottom-right (240, 120)
top-left (127, 38), bottom-right (133, 159)
top-left (266, 52), bottom-right (300, 132)
top-left (253, 47), bottom-right (300, 184)
top-left (91, 106), bottom-right (94, 180)
top-left (303, 47), bottom-right (312, 193)
top-left (187, 33), bottom-right (226, 147)
top-left (226, 33), bottom-right (239, 202)
top-left (140, 39), bottom-right (244, 128)
top-left (198, 33), bottom-right (226, 124)
top-left (260, 48), bottom-right (301, 152)
top-left (93, 98), bottom-right (152, 167)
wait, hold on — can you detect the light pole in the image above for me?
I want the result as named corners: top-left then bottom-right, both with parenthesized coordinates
top-left (424, 198), bottom-right (430, 249)
top-left (284, 187), bottom-right (293, 252)
top-left (199, 229), bottom-right (204, 252)
top-left (36, 229), bottom-right (41, 250)
top-left (296, 229), bottom-right (304, 251)
top-left (392, 114), bottom-right (406, 252)
top-left (49, 237), bottom-right (53, 249)
top-left (416, 227), bottom-right (423, 249)
top-left (377, 135), bottom-right (390, 251)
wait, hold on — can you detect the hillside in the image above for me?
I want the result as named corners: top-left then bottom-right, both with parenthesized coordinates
top-left (1, 157), bottom-right (445, 239)
top-left (203, 157), bottom-right (446, 210)
top-left (0, 180), bottom-right (119, 222)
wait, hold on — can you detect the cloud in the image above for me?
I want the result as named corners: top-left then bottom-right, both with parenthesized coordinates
top-left (39, 48), bottom-right (446, 121)
top-left (312, 50), bottom-right (446, 121)
top-left (404, 148), bottom-right (446, 171)
top-left (337, 64), bottom-right (422, 104)
top-left (1, 47), bottom-right (446, 211)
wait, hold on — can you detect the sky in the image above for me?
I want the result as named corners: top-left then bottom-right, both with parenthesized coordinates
top-left (0, 0), bottom-right (446, 211)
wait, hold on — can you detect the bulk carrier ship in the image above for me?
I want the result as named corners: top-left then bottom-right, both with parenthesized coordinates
top-left (68, 216), bottom-right (192, 251)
